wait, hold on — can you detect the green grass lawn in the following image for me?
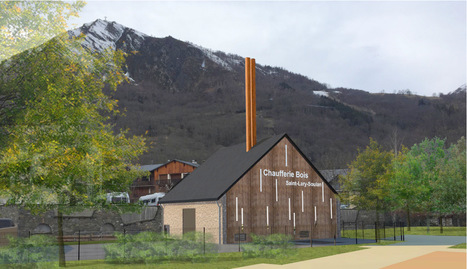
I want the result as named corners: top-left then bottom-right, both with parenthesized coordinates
top-left (341, 226), bottom-right (466, 239)
top-left (449, 243), bottom-right (466, 249)
top-left (404, 226), bottom-right (466, 236)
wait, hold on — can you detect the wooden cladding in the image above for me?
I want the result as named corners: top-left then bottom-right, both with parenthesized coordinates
top-left (245, 57), bottom-right (257, 152)
top-left (226, 137), bottom-right (337, 243)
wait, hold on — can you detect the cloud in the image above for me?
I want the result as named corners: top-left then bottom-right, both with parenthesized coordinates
top-left (72, 1), bottom-right (466, 96)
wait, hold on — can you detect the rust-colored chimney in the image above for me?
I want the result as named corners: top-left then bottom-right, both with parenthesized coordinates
top-left (245, 57), bottom-right (257, 152)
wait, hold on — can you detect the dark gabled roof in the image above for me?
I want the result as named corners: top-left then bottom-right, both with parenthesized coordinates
top-left (171, 159), bottom-right (199, 168)
top-left (139, 164), bottom-right (163, 172)
top-left (160, 133), bottom-right (338, 204)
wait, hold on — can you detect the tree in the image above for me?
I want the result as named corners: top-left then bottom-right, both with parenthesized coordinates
top-left (340, 139), bottom-right (393, 222)
top-left (389, 146), bottom-right (425, 230)
top-left (433, 137), bottom-right (466, 230)
top-left (390, 137), bottom-right (447, 231)
top-left (0, 1), bottom-right (85, 61)
top-left (0, 0), bottom-right (85, 149)
top-left (0, 35), bottom-right (147, 266)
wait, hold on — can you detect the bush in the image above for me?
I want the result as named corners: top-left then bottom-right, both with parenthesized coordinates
top-left (0, 235), bottom-right (58, 268)
top-left (104, 231), bottom-right (218, 264)
top-left (241, 233), bottom-right (295, 258)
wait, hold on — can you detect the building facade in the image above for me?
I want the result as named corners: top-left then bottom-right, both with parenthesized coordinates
top-left (130, 160), bottom-right (198, 202)
top-left (160, 134), bottom-right (338, 244)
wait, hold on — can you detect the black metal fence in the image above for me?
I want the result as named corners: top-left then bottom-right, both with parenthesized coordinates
top-left (341, 221), bottom-right (405, 243)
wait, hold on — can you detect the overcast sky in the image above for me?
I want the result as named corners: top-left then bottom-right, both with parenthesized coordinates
top-left (70, 1), bottom-right (466, 96)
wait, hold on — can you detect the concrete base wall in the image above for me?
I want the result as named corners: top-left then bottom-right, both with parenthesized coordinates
top-left (162, 201), bottom-right (223, 244)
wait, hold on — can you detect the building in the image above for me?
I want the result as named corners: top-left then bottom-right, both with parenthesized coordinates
top-left (130, 160), bottom-right (198, 202)
top-left (160, 133), bottom-right (338, 244)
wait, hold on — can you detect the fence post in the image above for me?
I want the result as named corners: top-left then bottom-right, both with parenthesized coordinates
top-left (362, 221), bottom-right (364, 241)
top-left (310, 222), bottom-right (313, 247)
top-left (374, 222), bottom-right (377, 243)
top-left (203, 227), bottom-right (206, 255)
top-left (393, 223), bottom-right (396, 241)
top-left (78, 230), bottom-right (81, 261)
top-left (383, 222), bottom-right (386, 240)
top-left (355, 222), bottom-right (358, 244)
top-left (238, 226), bottom-right (241, 252)
top-left (402, 222), bottom-right (405, 241)
top-left (123, 229), bottom-right (126, 259)
top-left (343, 221), bottom-right (345, 238)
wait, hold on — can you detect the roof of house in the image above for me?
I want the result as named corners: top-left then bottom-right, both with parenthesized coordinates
top-left (138, 159), bottom-right (199, 173)
top-left (160, 133), bottom-right (338, 204)
top-left (139, 164), bottom-right (163, 172)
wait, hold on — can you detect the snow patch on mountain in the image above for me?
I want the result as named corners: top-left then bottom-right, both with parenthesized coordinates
top-left (69, 19), bottom-right (147, 52)
top-left (313, 91), bottom-right (329, 97)
top-left (188, 43), bottom-right (233, 71)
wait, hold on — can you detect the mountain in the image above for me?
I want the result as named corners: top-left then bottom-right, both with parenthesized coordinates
top-left (4, 19), bottom-right (466, 169)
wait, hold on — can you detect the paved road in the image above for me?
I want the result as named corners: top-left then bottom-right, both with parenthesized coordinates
top-left (392, 235), bottom-right (465, 246)
top-left (235, 235), bottom-right (467, 269)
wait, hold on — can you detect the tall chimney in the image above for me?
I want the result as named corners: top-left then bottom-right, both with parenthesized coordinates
top-left (245, 57), bottom-right (257, 152)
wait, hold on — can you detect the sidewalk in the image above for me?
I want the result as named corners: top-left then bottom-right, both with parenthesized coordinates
top-left (235, 245), bottom-right (465, 269)
top-left (235, 235), bottom-right (466, 269)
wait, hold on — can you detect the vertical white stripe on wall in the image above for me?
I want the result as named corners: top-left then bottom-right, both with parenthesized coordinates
top-left (293, 212), bottom-right (296, 228)
top-left (301, 190), bottom-right (304, 212)
top-left (322, 183), bottom-right (324, 202)
top-left (330, 198), bottom-right (333, 219)
top-left (236, 197), bottom-right (238, 221)
top-left (285, 144), bottom-right (288, 167)
top-left (314, 206), bottom-right (317, 223)
top-left (241, 208), bottom-right (244, 225)
top-left (266, 206), bottom-right (269, 226)
top-left (275, 179), bottom-right (278, 202)
top-left (288, 198), bottom-right (291, 220)
top-left (260, 169), bottom-right (262, 192)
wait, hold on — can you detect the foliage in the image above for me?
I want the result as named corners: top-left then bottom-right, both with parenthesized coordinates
top-left (104, 231), bottom-right (218, 264)
top-left (0, 235), bottom-right (58, 268)
top-left (340, 139), bottom-right (393, 214)
top-left (0, 35), bottom-right (147, 213)
top-left (0, 1), bottom-right (85, 61)
top-left (433, 137), bottom-right (466, 215)
top-left (450, 243), bottom-right (466, 249)
top-left (241, 233), bottom-right (294, 258)
top-left (387, 137), bottom-right (465, 228)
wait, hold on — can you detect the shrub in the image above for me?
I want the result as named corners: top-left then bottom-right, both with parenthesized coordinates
top-left (241, 233), bottom-right (295, 258)
top-left (104, 231), bottom-right (218, 264)
top-left (0, 235), bottom-right (58, 268)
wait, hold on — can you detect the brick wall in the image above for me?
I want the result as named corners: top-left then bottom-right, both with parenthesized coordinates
top-left (162, 201), bottom-right (223, 244)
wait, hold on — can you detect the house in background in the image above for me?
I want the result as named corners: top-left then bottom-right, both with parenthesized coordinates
top-left (130, 160), bottom-right (199, 202)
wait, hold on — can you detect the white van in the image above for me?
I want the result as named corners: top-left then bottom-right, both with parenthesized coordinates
top-left (139, 192), bottom-right (165, 206)
top-left (106, 192), bottom-right (130, 204)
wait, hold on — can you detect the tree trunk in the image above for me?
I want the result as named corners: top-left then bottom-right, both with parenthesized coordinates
top-left (439, 216), bottom-right (443, 234)
top-left (57, 209), bottom-right (66, 267)
top-left (406, 206), bottom-right (411, 231)
top-left (426, 214), bottom-right (430, 234)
